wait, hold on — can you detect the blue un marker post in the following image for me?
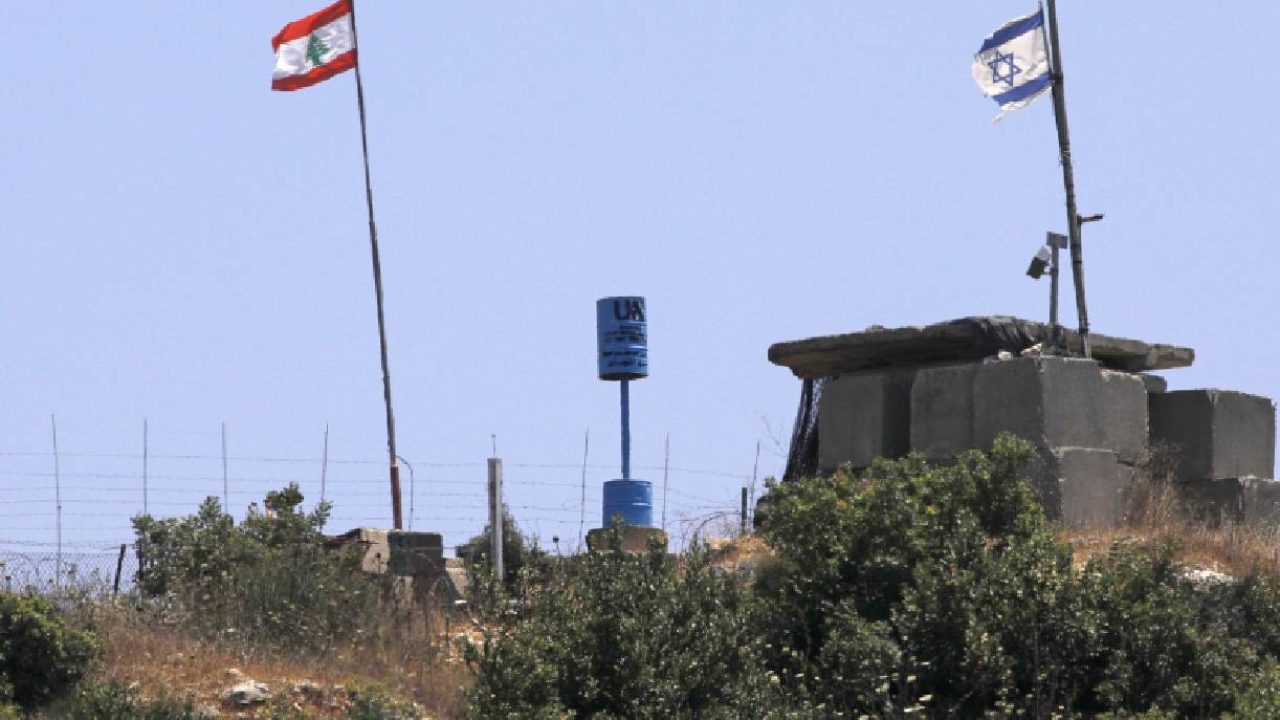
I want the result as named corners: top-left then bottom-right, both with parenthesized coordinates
top-left (592, 298), bottom-right (664, 551)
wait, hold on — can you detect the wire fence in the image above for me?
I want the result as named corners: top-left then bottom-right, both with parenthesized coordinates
top-left (0, 548), bottom-right (137, 598)
top-left (0, 439), bottom-right (765, 563)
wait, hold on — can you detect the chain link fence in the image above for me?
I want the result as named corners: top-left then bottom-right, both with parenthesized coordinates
top-left (0, 548), bottom-right (138, 598)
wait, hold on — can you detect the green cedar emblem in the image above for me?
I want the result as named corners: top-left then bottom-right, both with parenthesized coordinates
top-left (305, 34), bottom-right (330, 67)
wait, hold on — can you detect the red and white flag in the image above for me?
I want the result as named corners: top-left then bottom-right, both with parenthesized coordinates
top-left (271, 0), bottom-right (357, 91)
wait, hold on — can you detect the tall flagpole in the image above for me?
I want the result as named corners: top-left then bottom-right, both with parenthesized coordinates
top-left (348, 0), bottom-right (403, 530)
top-left (1043, 0), bottom-right (1092, 358)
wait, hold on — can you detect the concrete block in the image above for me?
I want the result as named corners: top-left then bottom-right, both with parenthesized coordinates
top-left (1139, 374), bottom-right (1168, 394)
top-left (354, 528), bottom-right (391, 573)
top-left (1150, 390), bottom-right (1276, 482)
top-left (973, 356), bottom-right (1109, 450)
top-left (1099, 370), bottom-right (1149, 464)
top-left (1182, 477), bottom-right (1280, 527)
top-left (586, 526), bottom-right (668, 553)
top-left (1243, 478), bottom-right (1280, 526)
top-left (1035, 448), bottom-right (1125, 529)
top-left (909, 362), bottom-right (978, 461)
top-left (818, 369), bottom-right (914, 471)
top-left (973, 358), bottom-right (1045, 447)
top-left (387, 531), bottom-right (445, 577)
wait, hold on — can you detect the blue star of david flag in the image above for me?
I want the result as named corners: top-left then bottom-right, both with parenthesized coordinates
top-left (972, 8), bottom-right (1053, 115)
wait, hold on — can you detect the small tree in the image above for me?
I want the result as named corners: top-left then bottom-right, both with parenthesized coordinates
top-left (131, 484), bottom-right (378, 651)
top-left (465, 531), bottom-right (809, 718)
top-left (462, 507), bottom-right (547, 591)
top-left (0, 592), bottom-right (97, 710)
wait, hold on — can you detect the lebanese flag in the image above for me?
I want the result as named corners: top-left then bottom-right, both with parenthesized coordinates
top-left (271, 0), bottom-right (357, 91)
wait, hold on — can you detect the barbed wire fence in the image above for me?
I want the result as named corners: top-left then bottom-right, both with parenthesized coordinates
top-left (0, 434), bottom-right (770, 593)
top-left (0, 548), bottom-right (137, 598)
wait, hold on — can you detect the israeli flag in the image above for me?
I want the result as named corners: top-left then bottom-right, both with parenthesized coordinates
top-left (973, 8), bottom-right (1053, 115)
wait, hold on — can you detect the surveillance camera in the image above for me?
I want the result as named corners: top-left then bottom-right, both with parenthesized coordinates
top-left (1026, 246), bottom-right (1052, 279)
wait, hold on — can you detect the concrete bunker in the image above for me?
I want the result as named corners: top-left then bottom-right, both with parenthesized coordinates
top-left (770, 316), bottom-right (1276, 528)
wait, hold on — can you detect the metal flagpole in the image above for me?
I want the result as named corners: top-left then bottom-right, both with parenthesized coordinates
top-left (348, 0), bottom-right (403, 529)
top-left (1043, 0), bottom-right (1092, 358)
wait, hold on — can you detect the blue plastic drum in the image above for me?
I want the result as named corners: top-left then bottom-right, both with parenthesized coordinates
top-left (596, 297), bottom-right (648, 381)
top-left (602, 479), bottom-right (653, 527)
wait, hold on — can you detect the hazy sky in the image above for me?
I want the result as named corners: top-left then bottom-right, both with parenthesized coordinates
top-left (3, 2), bottom-right (1276, 557)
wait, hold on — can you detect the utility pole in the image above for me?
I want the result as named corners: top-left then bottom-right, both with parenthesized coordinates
top-left (320, 424), bottom-right (330, 505)
top-left (1044, 0), bottom-right (1092, 357)
top-left (221, 422), bottom-right (229, 511)
top-left (578, 428), bottom-right (590, 549)
top-left (487, 457), bottom-right (504, 582)
top-left (749, 439), bottom-right (761, 527)
top-left (51, 415), bottom-right (62, 590)
top-left (740, 487), bottom-right (748, 537)
top-left (661, 432), bottom-right (670, 531)
top-left (142, 418), bottom-right (149, 516)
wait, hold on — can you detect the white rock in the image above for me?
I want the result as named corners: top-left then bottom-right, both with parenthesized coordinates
top-left (220, 680), bottom-right (272, 706)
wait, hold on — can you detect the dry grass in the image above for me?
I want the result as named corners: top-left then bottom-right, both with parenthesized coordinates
top-left (86, 599), bottom-right (471, 718)
top-left (1064, 454), bottom-right (1280, 578)
top-left (1065, 524), bottom-right (1280, 577)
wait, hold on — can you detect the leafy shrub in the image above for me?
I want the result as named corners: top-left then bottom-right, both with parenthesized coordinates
top-left (0, 591), bottom-right (97, 710)
top-left (132, 484), bottom-right (379, 651)
top-left (757, 435), bottom-right (1071, 714)
top-left (758, 434), bottom-right (1268, 717)
top-left (1077, 543), bottom-right (1250, 717)
top-left (40, 681), bottom-right (199, 719)
top-left (461, 507), bottom-right (549, 593)
top-left (344, 683), bottom-right (422, 720)
top-left (468, 435), bottom-right (1280, 717)
top-left (1229, 660), bottom-right (1280, 719)
top-left (464, 533), bottom-right (805, 718)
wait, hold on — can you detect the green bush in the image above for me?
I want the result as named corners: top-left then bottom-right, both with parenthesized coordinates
top-left (464, 532), bottom-right (806, 718)
top-left (462, 507), bottom-right (550, 593)
top-left (1076, 543), bottom-right (1250, 717)
top-left (758, 434), bottom-right (1270, 717)
top-left (468, 435), bottom-right (1280, 717)
top-left (39, 681), bottom-right (199, 719)
top-left (344, 683), bottom-right (421, 720)
top-left (757, 435), bottom-right (1073, 714)
top-left (0, 591), bottom-right (97, 710)
top-left (1228, 660), bottom-right (1280, 719)
top-left (132, 484), bottom-right (379, 651)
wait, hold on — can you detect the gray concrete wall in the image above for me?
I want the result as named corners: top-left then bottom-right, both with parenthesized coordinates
top-left (972, 357), bottom-right (1046, 448)
top-left (1150, 390), bottom-right (1276, 482)
top-left (814, 352), bottom-right (1275, 530)
top-left (1099, 370), bottom-right (1149, 464)
top-left (972, 356), bottom-right (1135, 453)
top-left (1043, 448), bottom-right (1126, 528)
top-left (1181, 477), bottom-right (1280, 527)
top-left (818, 369), bottom-right (914, 471)
top-left (909, 363), bottom-right (977, 461)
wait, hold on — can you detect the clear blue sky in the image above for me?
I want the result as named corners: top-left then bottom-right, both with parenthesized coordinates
top-left (3, 2), bottom-right (1276, 556)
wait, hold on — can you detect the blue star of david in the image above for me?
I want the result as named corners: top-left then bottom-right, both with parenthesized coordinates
top-left (987, 51), bottom-right (1021, 87)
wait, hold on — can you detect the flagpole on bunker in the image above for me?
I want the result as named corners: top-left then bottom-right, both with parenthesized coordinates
top-left (1042, 0), bottom-right (1092, 358)
top-left (348, 0), bottom-right (403, 530)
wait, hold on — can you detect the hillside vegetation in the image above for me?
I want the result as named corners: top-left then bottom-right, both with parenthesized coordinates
top-left (6, 435), bottom-right (1280, 718)
top-left (465, 435), bottom-right (1280, 718)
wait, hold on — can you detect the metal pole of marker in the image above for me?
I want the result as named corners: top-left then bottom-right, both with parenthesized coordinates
top-left (620, 378), bottom-right (631, 480)
top-left (596, 297), bottom-right (652, 530)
